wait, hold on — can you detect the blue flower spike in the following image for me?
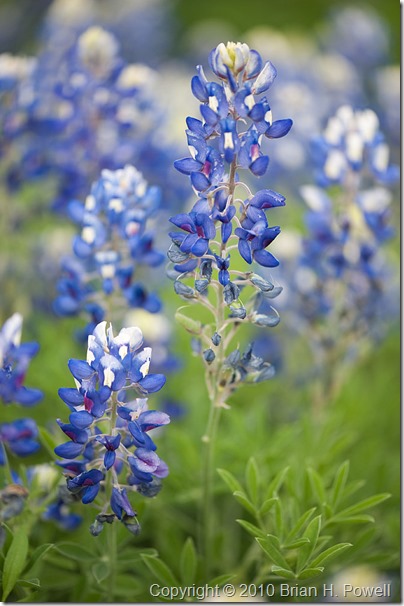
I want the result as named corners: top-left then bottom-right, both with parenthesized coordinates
top-left (55, 321), bottom-right (170, 534)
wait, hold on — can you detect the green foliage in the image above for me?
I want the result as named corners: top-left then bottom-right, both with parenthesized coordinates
top-left (219, 458), bottom-right (391, 583)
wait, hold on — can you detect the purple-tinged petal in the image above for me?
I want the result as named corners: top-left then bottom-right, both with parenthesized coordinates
top-left (153, 459), bottom-right (169, 478)
top-left (138, 410), bottom-right (170, 432)
top-left (221, 222), bottom-right (232, 243)
top-left (131, 448), bottom-right (160, 473)
top-left (174, 158), bottom-right (202, 175)
top-left (169, 213), bottom-right (196, 233)
top-left (250, 189), bottom-right (286, 209)
top-left (180, 233), bottom-right (199, 254)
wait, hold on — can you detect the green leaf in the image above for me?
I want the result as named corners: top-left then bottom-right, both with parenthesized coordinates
top-left (296, 515), bottom-right (322, 572)
top-left (180, 538), bottom-right (197, 585)
top-left (310, 543), bottom-right (352, 568)
top-left (285, 507), bottom-right (317, 543)
top-left (92, 561), bottom-right (110, 584)
top-left (274, 498), bottom-right (284, 539)
top-left (266, 467), bottom-right (290, 499)
top-left (298, 567), bottom-right (324, 580)
top-left (259, 497), bottom-right (278, 515)
top-left (332, 514), bottom-right (375, 524)
top-left (330, 460), bottom-right (350, 509)
top-left (23, 543), bottom-right (54, 575)
top-left (245, 457), bottom-right (259, 504)
top-left (282, 538), bottom-right (310, 550)
top-left (2, 527), bottom-right (29, 600)
top-left (236, 519), bottom-right (266, 539)
top-left (141, 555), bottom-right (179, 587)
top-left (15, 578), bottom-right (40, 590)
top-left (217, 469), bottom-right (243, 494)
top-left (175, 311), bottom-right (202, 335)
top-left (55, 542), bottom-right (95, 562)
top-left (307, 467), bottom-right (326, 505)
top-left (271, 566), bottom-right (296, 580)
top-left (256, 535), bottom-right (292, 571)
top-left (233, 491), bottom-right (256, 515)
top-left (335, 493), bottom-right (390, 518)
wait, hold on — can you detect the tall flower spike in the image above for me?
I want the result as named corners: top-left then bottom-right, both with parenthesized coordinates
top-left (169, 42), bottom-right (292, 363)
top-left (54, 165), bottom-right (164, 339)
top-left (54, 321), bottom-right (170, 535)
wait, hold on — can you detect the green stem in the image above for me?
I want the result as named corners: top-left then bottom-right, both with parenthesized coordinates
top-left (105, 393), bottom-right (118, 601)
top-left (200, 159), bottom-right (237, 576)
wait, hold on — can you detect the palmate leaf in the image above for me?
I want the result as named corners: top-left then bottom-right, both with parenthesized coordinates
top-left (259, 497), bottom-right (279, 515)
top-left (298, 567), bottom-right (324, 580)
top-left (271, 566), bottom-right (296, 580)
top-left (2, 528), bottom-right (29, 600)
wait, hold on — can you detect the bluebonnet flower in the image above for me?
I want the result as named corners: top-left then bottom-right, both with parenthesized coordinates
top-left (312, 105), bottom-right (399, 187)
top-left (0, 314), bottom-right (42, 465)
top-left (0, 24), bottom-right (185, 212)
top-left (169, 43), bottom-right (291, 332)
top-left (54, 166), bottom-right (164, 339)
top-left (55, 321), bottom-right (170, 534)
top-left (272, 106), bottom-right (398, 397)
top-left (0, 313), bottom-right (42, 406)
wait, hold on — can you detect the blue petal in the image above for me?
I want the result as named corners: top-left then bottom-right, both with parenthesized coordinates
top-left (82, 484), bottom-right (100, 504)
top-left (54, 441), bottom-right (85, 459)
top-left (173, 158), bottom-right (202, 175)
top-left (9, 439), bottom-right (40, 457)
top-left (58, 388), bottom-right (84, 406)
top-left (191, 75), bottom-right (207, 101)
top-left (253, 249), bottom-right (280, 267)
top-left (250, 155), bottom-right (269, 176)
top-left (14, 387), bottom-right (43, 406)
top-left (69, 411), bottom-right (94, 429)
top-left (238, 239), bottom-right (252, 264)
top-left (266, 119), bottom-right (293, 139)
top-left (68, 359), bottom-right (94, 380)
top-left (104, 450), bottom-right (116, 470)
top-left (191, 238), bottom-right (209, 257)
top-left (221, 222), bottom-right (232, 243)
top-left (137, 374), bottom-right (166, 394)
top-left (138, 410), bottom-right (170, 431)
top-left (252, 61), bottom-right (277, 94)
